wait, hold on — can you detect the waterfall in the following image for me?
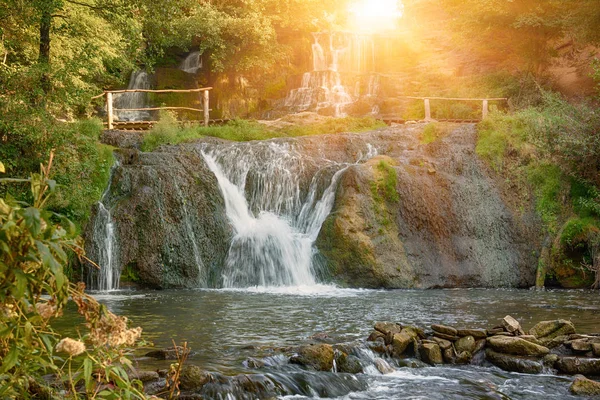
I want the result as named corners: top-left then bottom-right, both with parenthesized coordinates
top-left (180, 51), bottom-right (202, 74)
top-left (114, 71), bottom-right (152, 122)
top-left (200, 142), bottom-right (365, 288)
top-left (88, 162), bottom-right (121, 291)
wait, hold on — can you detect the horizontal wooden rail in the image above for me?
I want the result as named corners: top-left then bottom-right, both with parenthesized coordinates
top-left (113, 107), bottom-right (207, 113)
top-left (107, 87), bottom-right (212, 94)
top-left (398, 96), bottom-right (508, 101)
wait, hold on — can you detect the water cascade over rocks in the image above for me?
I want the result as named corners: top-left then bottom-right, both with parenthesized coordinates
top-left (114, 71), bottom-right (152, 121)
top-left (179, 51), bottom-right (202, 74)
top-left (201, 141), bottom-right (376, 287)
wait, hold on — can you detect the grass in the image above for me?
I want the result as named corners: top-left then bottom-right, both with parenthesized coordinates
top-left (141, 112), bottom-right (386, 152)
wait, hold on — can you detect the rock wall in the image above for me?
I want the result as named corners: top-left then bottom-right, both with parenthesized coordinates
top-left (316, 124), bottom-right (540, 288)
top-left (87, 123), bottom-right (540, 289)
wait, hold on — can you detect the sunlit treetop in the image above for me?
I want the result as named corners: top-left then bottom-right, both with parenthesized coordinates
top-left (348, 0), bottom-right (404, 33)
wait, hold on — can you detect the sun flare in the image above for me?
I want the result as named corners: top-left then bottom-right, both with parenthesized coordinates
top-left (348, 0), bottom-right (404, 33)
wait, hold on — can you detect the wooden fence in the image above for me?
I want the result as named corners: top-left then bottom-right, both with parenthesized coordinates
top-left (398, 96), bottom-right (508, 121)
top-left (94, 87), bottom-right (213, 129)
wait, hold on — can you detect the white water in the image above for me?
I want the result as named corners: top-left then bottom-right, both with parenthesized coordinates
top-left (114, 71), bottom-right (152, 121)
top-left (180, 51), bottom-right (202, 74)
top-left (201, 142), bottom-right (375, 288)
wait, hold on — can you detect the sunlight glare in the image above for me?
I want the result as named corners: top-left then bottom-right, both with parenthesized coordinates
top-left (348, 0), bottom-right (404, 33)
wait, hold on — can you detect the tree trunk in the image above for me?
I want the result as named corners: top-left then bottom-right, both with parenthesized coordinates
top-left (38, 6), bottom-right (52, 93)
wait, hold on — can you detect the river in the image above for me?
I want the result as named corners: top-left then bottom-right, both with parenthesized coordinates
top-left (85, 287), bottom-right (600, 399)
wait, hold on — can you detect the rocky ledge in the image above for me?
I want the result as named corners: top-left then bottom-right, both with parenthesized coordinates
top-left (365, 316), bottom-right (600, 396)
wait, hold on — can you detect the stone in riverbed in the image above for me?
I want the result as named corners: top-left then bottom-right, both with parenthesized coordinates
top-left (473, 339), bottom-right (487, 354)
top-left (455, 335), bottom-right (476, 354)
top-left (375, 322), bottom-right (402, 337)
top-left (593, 343), bottom-right (600, 357)
top-left (128, 370), bottom-right (160, 383)
top-left (529, 320), bottom-right (576, 340)
top-left (455, 351), bottom-right (473, 365)
top-left (485, 350), bottom-right (543, 374)
top-left (367, 337), bottom-right (388, 354)
top-left (432, 337), bottom-right (453, 350)
top-left (487, 328), bottom-right (504, 335)
top-left (420, 343), bottom-right (443, 365)
top-left (542, 354), bottom-right (559, 368)
top-left (520, 335), bottom-right (543, 346)
top-left (487, 336), bottom-right (549, 357)
top-left (375, 358), bottom-right (395, 374)
top-left (556, 357), bottom-right (600, 375)
top-left (179, 365), bottom-right (211, 391)
top-left (392, 328), bottom-right (418, 356)
top-left (570, 375), bottom-right (600, 396)
top-left (367, 330), bottom-right (386, 342)
top-left (540, 334), bottom-right (570, 349)
top-left (433, 331), bottom-right (459, 341)
top-left (290, 344), bottom-right (334, 371)
top-left (432, 324), bottom-right (458, 337)
top-left (569, 339), bottom-right (593, 352)
top-left (457, 329), bottom-right (487, 339)
top-left (502, 315), bottom-right (525, 335)
top-left (443, 347), bottom-right (456, 364)
top-left (337, 352), bottom-right (363, 374)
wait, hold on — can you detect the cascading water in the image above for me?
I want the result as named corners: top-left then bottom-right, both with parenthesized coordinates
top-left (88, 162), bottom-right (121, 291)
top-left (114, 71), bottom-right (152, 121)
top-left (179, 51), bottom-right (202, 74)
top-left (201, 142), bottom-right (377, 288)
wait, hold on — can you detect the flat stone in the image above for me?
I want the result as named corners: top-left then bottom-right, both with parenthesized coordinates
top-left (569, 339), bottom-right (593, 352)
top-left (375, 322), bottom-right (402, 336)
top-left (487, 336), bottom-right (550, 357)
top-left (556, 357), bottom-right (600, 375)
top-left (570, 375), bottom-right (600, 396)
top-left (455, 336), bottom-right (476, 354)
top-left (432, 337), bottom-right (453, 350)
top-left (420, 343), bottom-right (443, 365)
top-left (485, 349), bottom-right (543, 374)
top-left (457, 329), bottom-right (487, 339)
top-left (404, 325), bottom-right (426, 339)
top-left (520, 335), bottom-right (543, 346)
top-left (367, 337), bottom-right (387, 354)
top-left (179, 366), bottom-right (211, 391)
top-left (542, 354), bottom-right (559, 368)
top-left (433, 332), bottom-right (459, 341)
top-left (529, 320), bottom-right (576, 340)
top-left (432, 324), bottom-right (458, 337)
top-left (367, 330), bottom-right (386, 342)
top-left (455, 351), bottom-right (472, 365)
top-left (487, 328), bottom-right (504, 335)
top-left (374, 358), bottom-right (395, 374)
top-left (492, 332), bottom-right (514, 337)
top-left (129, 370), bottom-right (160, 383)
top-left (502, 315), bottom-right (523, 334)
top-left (593, 343), bottom-right (600, 357)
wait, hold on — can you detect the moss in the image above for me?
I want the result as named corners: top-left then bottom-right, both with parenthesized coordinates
top-left (560, 217), bottom-right (599, 248)
top-left (527, 164), bottom-right (563, 232)
top-left (120, 263), bottom-right (141, 283)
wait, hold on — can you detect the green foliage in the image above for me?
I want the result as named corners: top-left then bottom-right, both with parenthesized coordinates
top-left (527, 164), bottom-right (563, 231)
top-left (421, 122), bottom-right (449, 145)
top-left (370, 159), bottom-right (399, 228)
top-left (560, 217), bottom-right (599, 248)
top-left (0, 160), bottom-right (146, 399)
top-left (141, 116), bottom-right (385, 151)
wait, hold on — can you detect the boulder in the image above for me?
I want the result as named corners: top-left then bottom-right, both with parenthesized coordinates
top-left (539, 334), bottom-right (570, 349)
top-left (457, 329), bottom-right (487, 339)
top-left (420, 343), bottom-right (443, 365)
top-left (392, 328), bottom-right (418, 356)
top-left (529, 320), bottom-right (576, 340)
top-left (502, 315), bottom-right (524, 335)
top-left (432, 337), bottom-right (453, 350)
top-left (487, 336), bottom-right (549, 357)
top-left (455, 336), bottom-right (476, 354)
top-left (129, 370), bottom-right (160, 383)
top-left (520, 335), bottom-right (543, 346)
top-left (336, 353), bottom-right (363, 374)
top-left (473, 339), bottom-right (487, 354)
top-left (569, 339), bottom-right (593, 353)
top-left (593, 343), bottom-right (600, 357)
top-left (179, 365), bottom-right (211, 391)
top-left (485, 350), bottom-right (543, 374)
top-left (145, 346), bottom-right (189, 360)
top-left (374, 322), bottom-right (402, 337)
top-left (367, 330), bottom-right (386, 342)
top-left (556, 357), bottom-right (600, 375)
top-left (367, 337), bottom-right (388, 354)
top-left (443, 347), bottom-right (456, 364)
top-left (455, 351), bottom-right (473, 365)
top-left (432, 324), bottom-right (458, 337)
top-left (374, 358), bottom-right (395, 374)
top-left (570, 375), bottom-right (600, 396)
top-left (291, 344), bottom-right (335, 371)
top-left (542, 354), bottom-right (559, 368)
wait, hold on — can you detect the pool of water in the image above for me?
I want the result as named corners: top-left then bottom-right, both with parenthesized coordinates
top-left (84, 287), bottom-right (600, 399)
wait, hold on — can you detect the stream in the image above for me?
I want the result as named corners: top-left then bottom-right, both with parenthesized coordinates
top-left (84, 287), bottom-right (600, 399)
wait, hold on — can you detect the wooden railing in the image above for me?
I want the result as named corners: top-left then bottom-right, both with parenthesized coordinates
top-left (95, 87), bottom-right (213, 129)
top-left (397, 96), bottom-right (508, 121)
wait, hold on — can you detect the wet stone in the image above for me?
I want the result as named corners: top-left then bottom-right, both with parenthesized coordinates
top-left (457, 329), bottom-right (487, 339)
top-left (432, 337), bottom-right (453, 350)
top-left (375, 322), bottom-right (402, 337)
top-left (367, 330), bottom-right (386, 342)
top-left (570, 375), bottom-right (600, 396)
top-left (337, 353), bottom-right (363, 374)
top-left (290, 344), bottom-right (335, 371)
top-left (529, 320), bottom-right (576, 340)
top-left (419, 343), bottom-right (443, 365)
top-left (556, 357), bottom-right (600, 376)
top-left (569, 339), bottom-right (593, 352)
top-left (367, 337), bottom-right (387, 354)
top-left (374, 358), bottom-right (395, 374)
top-left (473, 339), bottom-right (487, 355)
top-left (431, 324), bottom-right (458, 337)
top-left (443, 347), bottom-right (456, 364)
top-left (593, 343), bottom-right (600, 357)
top-left (455, 335), bottom-right (476, 354)
top-left (539, 334), bottom-right (570, 349)
top-left (487, 336), bottom-right (549, 357)
top-left (520, 335), bottom-right (543, 346)
top-left (179, 365), bottom-right (211, 391)
top-left (433, 332), bottom-right (459, 341)
top-left (502, 315), bottom-right (524, 335)
top-left (455, 351), bottom-right (473, 365)
top-left (487, 328), bottom-right (504, 335)
top-left (485, 349), bottom-right (543, 374)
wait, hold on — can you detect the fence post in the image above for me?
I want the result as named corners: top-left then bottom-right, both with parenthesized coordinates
top-left (482, 99), bottom-right (489, 120)
top-left (203, 90), bottom-right (210, 127)
top-left (424, 98), bottom-right (431, 121)
top-left (106, 92), bottom-right (114, 130)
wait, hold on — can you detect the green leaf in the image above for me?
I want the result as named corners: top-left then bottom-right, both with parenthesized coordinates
top-left (83, 357), bottom-right (93, 391)
top-left (46, 179), bottom-right (56, 192)
top-left (12, 270), bottom-right (27, 299)
top-left (22, 207), bottom-right (41, 236)
top-left (40, 334), bottom-right (54, 352)
top-left (0, 162), bottom-right (4, 173)
top-left (0, 347), bottom-right (19, 373)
